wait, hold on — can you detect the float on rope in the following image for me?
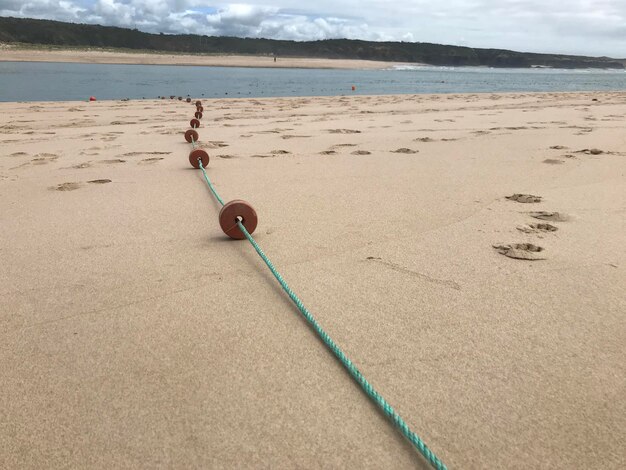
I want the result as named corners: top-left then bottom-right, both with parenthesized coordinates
top-left (189, 149), bottom-right (210, 169)
top-left (185, 129), bottom-right (199, 143)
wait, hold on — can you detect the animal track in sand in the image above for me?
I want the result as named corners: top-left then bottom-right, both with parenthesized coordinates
top-left (351, 150), bottom-right (372, 155)
top-left (88, 179), bottom-right (112, 184)
top-left (543, 159), bottom-right (564, 164)
top-left (391, 148), bottom-right (419, 154)
top-left (506, 194), bottom-right (542, 203)
top-left (51, 182), bottom-right (82, 191)
top-left (528, 211), bottom-right (569, 222)
top-left (493, 243), bottom-right (546, 260)
top-left (517, 223), bottom-right (558, 233)
top-left (327, 129), bottom-right (361, 134)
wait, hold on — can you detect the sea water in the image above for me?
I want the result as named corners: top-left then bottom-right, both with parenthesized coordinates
top-left (0, 61), bottom-right (625, 102)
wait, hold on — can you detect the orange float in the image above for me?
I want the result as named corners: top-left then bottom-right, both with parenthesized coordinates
top-left (219, 200), bottom-right (258, 239)
top-left (189, 149), bottom-right (210, 169)
top-left (184, 129), bottom-right (199, 143)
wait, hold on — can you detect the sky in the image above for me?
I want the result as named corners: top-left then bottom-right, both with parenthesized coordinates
top-left (1, 1), bottom-right (625, 58)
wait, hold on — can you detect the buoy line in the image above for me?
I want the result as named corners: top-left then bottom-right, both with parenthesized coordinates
top-left (182, 99), bottom-right (447, 470)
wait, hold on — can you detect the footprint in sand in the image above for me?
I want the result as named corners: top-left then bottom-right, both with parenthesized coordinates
top-left (122, 151), bottom-right (171, 157)
top-left (72, 162), bottom-right (92, 169)
top-left (543, 158), bottom-right (564, 165)
top-left (51, 182), bottom-right (82, 191)
top-left (493, 243), bottom-right (546, 260)
top-left (327, 129), bottom-right (361, 134)
top-left (351, 150), bottom-right (372, 155)
top-left (87, 179), bottom-right (112, 184)
top-left (281, 135), bottom-right (312, 140)
top-left (575, 148), bottom-right (605, 155)
top-left (506, 194), bottom-right (542, 203)
top-left (528, 211), bottom-right (569, 222)
top-left (517, 223), bottom-right (558, 233)
top-left (391, 148), bottom-right (419, 154)
top-left (200, 141), bottom-right (229, 149)
top-left (139, 158), bottom-right (163, 164)
top-left (31, 153), bottom-right (59, 165)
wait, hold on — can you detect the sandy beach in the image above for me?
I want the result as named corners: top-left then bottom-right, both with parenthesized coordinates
top-left (1, 91), bottom-right (625, 469)
top-left (0, 46), bottom-right (404, 69)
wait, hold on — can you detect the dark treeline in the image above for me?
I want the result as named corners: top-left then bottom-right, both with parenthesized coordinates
top-left (1, 16), bottom-right (623, 69)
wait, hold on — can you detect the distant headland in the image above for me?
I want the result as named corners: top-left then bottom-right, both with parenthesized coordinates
top-left (0, 16), bottom-right (623, 69)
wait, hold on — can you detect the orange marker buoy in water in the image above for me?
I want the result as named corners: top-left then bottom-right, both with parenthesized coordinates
top-left (89, 96), bottom-right (97, 101)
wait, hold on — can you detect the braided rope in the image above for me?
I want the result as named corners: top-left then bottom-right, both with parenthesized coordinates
top-left (195, 155), bottom-right (446, 469)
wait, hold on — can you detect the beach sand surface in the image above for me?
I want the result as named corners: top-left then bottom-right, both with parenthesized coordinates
top-left (0, 47), bottom-right (404, 69)
top-left (1, 92), bottom-right (625, 469)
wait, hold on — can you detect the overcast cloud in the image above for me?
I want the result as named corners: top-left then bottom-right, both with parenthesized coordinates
top-left (0, 1), bottom-right (624, 57)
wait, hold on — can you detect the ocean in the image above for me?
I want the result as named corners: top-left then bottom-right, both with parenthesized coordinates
top-left (0, 61), bottom-right (625, 102)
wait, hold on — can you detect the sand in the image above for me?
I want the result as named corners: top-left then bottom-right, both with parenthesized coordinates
top-left (1, 91), bottom-right (625, 469)
top-left (0, 46), bottom-right (405, 69)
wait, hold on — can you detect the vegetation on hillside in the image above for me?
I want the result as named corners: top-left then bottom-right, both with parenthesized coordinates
top-left (0, 16), bottom-right (623, 69)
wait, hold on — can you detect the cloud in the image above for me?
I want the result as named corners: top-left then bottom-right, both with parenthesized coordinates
top-left (0, 0), bottom-right (625, 57)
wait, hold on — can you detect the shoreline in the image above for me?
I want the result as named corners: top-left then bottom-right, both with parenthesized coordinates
top-left (0, 47), bottom-right (408, 70)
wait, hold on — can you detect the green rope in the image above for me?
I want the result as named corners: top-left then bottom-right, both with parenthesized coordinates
top-left (196, 159), bottom-right (447, 470)
top-left (199, 161), bottom-right (225, 206)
